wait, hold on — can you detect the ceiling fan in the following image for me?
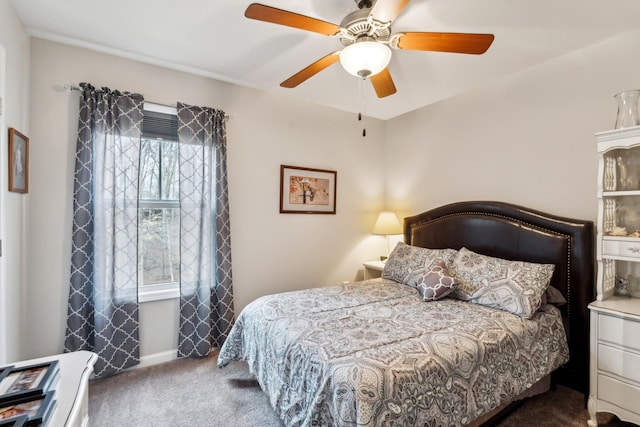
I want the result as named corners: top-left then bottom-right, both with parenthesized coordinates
top-left (244, 0), bottom-right (495, 98)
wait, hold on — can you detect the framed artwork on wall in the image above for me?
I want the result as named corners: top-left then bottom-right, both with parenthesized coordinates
top-left (280, 164), bottom-right (337, 214)
top-left (8, 128), bottom-right (28, 193)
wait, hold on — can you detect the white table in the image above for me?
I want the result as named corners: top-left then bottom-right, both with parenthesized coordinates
top-left (363, 260), bottom-right (385, 279)
top-left (11, 350), bottom-right (97, 427)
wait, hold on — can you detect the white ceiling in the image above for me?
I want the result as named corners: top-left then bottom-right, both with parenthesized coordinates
top-left (8, 0), bottom-right (640, 120)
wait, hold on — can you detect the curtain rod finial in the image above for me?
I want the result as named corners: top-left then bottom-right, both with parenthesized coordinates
top-left (62, 83), bottom-right (81, 92)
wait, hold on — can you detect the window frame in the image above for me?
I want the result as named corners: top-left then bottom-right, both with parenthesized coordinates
top-left (138, 102), bottom-right (180, 303)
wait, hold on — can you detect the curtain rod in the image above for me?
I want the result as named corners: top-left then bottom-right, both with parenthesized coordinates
top-left (63, 84), bottom-right (231, 120)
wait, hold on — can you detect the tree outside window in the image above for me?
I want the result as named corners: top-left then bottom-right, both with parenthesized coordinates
top-left (138, 115), bottom-right (180, 289)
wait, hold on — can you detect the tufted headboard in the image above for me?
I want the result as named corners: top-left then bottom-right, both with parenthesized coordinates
top-left (404, 201), bottom-right (595, 395)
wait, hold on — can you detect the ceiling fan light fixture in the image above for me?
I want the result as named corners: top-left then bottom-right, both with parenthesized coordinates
top-left (339, 40), bottom-right (392, 78)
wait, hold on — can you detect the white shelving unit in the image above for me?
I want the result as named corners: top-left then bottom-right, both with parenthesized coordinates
top-left (588, 126), bottom-right (640, 426)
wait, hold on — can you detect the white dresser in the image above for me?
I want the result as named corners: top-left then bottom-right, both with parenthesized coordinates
top-left (588, 299), bottom-right (640, 426)
top-left (588, 126), bottom-right (640, 426)
top-left (12, 350), bottom-right (97, 427)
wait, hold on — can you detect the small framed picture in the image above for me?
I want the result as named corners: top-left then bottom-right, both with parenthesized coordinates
top-left (0, 414), bottom-right (27, 427)
top-left (0, 392), bottom-right (56, 426)
top-left (280, 165), bottom-right (337, 214)
top-left (8, 128), bottom-right (29, 194)
top-left (0, 362), bottom-right (59, 405)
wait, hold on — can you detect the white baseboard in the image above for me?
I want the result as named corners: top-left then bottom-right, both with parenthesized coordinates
top-left (136, 350), bottom-right (178, 369)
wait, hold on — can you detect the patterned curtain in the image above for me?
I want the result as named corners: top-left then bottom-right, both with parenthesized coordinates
top-left (177, 102), bottom-right (234, 357)
top-left (64, 83), bottom-right (143, 378)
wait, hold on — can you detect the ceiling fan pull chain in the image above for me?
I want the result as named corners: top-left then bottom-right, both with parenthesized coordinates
top-left (358, 112), bottom-right (366, 137)
top-left (359, 76), bottom-right (367, 137)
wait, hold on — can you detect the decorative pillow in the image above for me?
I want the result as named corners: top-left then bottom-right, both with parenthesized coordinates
top-left (450, 247), bottom-right (555, 318)
top-left (542, 286), bottom-right (567, 306)
top-left (415, 261), bottom-right (459, 301)
top-left (382, 242), bottom-right (457, 287)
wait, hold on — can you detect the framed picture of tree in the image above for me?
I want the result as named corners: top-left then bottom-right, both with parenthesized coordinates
top-left (280, 165), bottom-right (336, 214)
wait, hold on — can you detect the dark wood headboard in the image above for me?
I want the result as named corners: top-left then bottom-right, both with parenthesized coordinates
top-left (404, 201), bottom-right (595, 395)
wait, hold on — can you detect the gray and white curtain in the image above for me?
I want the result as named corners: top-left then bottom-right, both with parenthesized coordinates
top-left (177, 103), bottom-right (234, 357)
top-left (64, 83), bottom-right (143, 378)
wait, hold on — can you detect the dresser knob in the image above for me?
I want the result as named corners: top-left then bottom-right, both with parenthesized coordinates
top-left (629, 246), bottom-right (640, 253)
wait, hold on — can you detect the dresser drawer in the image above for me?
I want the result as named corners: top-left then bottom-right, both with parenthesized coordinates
top-left (598, 314), bottom-right (640, 352)
top-left (598, 344), bottom-right (640, 383)
top-left (602, 238), bottom-right (640, 259)
top-left (598, 374), bottom-right (640, 415)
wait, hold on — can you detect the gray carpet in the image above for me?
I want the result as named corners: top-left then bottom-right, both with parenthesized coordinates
top-left (89, 351), bottom-right (634, 426)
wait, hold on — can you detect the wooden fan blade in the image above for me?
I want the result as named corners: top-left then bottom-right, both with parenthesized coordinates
top-left (370, 68), bottom-right (397, 98)
top-left (396, 32), bottom-right (494, 54)
top-left (370, 0), bottom-right (411, 24)
top-left (245, 3), bottom-right (341, 36)
top-left (281, 52), bottom-right (341, 88)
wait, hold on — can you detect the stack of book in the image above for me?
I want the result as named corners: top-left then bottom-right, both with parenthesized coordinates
top-left (0, 360), bottom-right (59, 426)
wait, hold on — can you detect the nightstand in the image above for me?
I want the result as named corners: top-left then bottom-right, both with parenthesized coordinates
top-left (363, 260), bottom-right (385, 279)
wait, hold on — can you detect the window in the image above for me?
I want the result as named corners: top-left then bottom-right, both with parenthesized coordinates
top-left (138, 103), bottom-right (180, 302)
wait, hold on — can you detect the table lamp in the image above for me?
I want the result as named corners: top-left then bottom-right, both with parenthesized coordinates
top-left (372, 211), bottom-right (402, 260)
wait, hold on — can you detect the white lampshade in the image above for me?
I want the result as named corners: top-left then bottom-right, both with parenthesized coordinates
top-left (372, 211), bottom-right (402, 235)
top-left (339, 41), bottom-right (392, 78)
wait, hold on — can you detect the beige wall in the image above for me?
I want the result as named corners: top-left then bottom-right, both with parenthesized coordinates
top-left (25, 38), bottom-right (386, 361)
top-left (13, 24), bottom-right (640, 364)
top-left (0, 0), bottom-right (31, 364)
top-left (384, 29), bottom-right (640, 224)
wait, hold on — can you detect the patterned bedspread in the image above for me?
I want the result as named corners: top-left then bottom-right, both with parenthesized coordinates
top-left (217, 279), bottom-right (569, 427)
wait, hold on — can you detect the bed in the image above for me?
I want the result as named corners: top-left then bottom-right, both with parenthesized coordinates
top-left (218, 201), bottom-right (594, 426)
